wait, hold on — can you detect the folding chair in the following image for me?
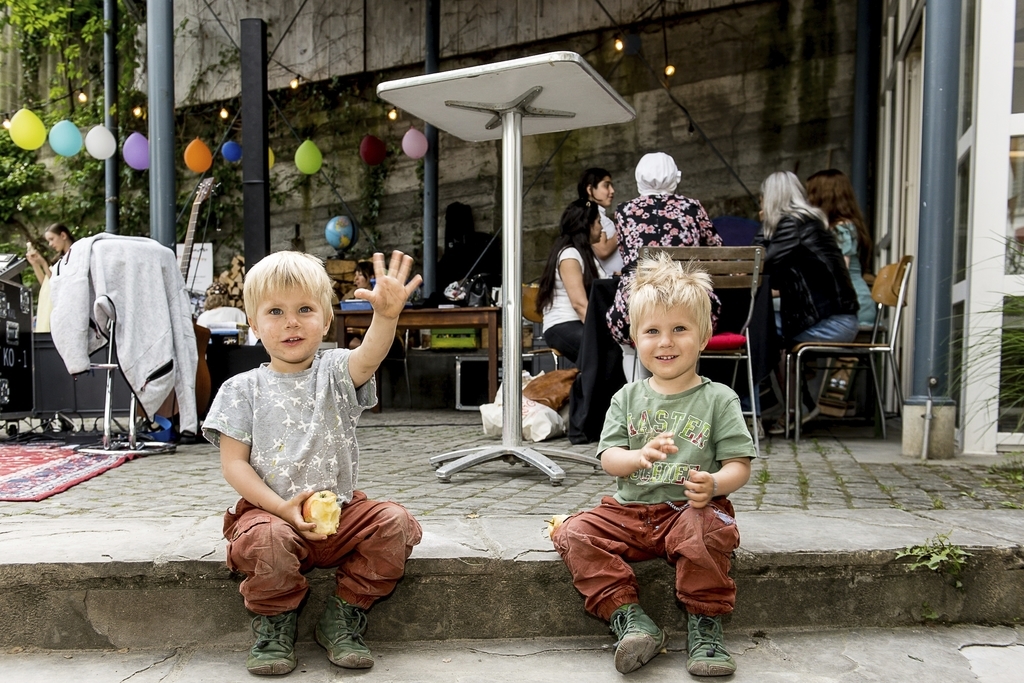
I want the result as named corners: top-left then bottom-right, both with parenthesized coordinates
top-left (786, 255), bottom-right (914, 441)
top-left (641, 246), bottom-right (765, 454)
top-left (521, 283), bottom-right (563, 370)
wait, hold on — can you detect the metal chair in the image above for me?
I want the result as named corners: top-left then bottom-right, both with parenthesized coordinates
top-left (641, 246), bottom-right (765, 454)
top-left (77, 296), bottom-right (176, 456)
top-left (785, 255), bottom-right (914, 441)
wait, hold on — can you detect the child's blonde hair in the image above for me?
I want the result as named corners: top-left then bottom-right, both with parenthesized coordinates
top-left (243, 251), bottom-right (335, 326)
top-left (628, 252), bottom-right (714, 343)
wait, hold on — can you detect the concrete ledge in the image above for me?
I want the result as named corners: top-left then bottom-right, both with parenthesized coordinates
top-left (2, 510), bottom-right (1023, 649)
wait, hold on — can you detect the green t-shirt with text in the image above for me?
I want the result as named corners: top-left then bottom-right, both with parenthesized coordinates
top-left (598, 377), bottom-right (756, 505)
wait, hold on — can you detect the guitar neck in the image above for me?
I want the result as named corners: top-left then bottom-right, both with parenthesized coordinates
top-left (180, 210), bottom-right (199, 282)
top-left (181, 180), bottom-right (213, 284)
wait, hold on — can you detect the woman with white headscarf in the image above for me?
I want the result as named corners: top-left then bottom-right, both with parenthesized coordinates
top-left (606, 153), bottom-right (723, 375)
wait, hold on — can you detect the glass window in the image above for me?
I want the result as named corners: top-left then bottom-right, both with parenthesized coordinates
top-left (959, 0), bottom-right (976, 134)
top-left (1014, 0), bottom-right (1024, 112)
top-left (1008, 138), bottom-right (1024, 274)
top-left (999, 296), bottom-right (1024, 432)
top-left (953, 153), bottom-right (971, 283)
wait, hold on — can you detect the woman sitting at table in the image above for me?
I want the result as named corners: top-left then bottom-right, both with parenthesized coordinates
top-left (755, 171), bottom-right (859, 431)
top-left (607, 152), bottom-right (723, 378)
top-left (535, 199), bottom-right (606, 364)
top-left (805, 168), bottom-right (876, 327)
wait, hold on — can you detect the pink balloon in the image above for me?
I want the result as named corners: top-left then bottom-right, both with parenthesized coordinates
top-left (123, 132), bottom-right (150, 170)
top-left (401, 127), bottom-right (428, 159)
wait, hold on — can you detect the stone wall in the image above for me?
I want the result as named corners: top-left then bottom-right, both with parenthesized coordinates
top-left (176, 0), bottom-right (856, 281)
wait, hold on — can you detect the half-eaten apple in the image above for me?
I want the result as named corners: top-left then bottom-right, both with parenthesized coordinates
top-left (545, 514), bottom-right (569, 539)
top-left (302, 490), bottom-right (341, 536)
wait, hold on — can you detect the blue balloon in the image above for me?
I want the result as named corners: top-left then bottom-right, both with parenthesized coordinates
top-left (48, 120), bottom-right (83, 157)
top-left (221, 140), bottom-right (242, 162)
top-left (325, 215), bottom-right (357, 251)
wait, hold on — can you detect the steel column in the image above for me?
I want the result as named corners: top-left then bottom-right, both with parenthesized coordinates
top-left (910, 0), bottom-right (961, 402)
top-left (146, 0), bottom-right (175, 248)
top-left (103, 0), bottom-right (119, 234)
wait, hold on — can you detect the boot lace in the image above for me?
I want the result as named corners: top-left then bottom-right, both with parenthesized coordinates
top-left (326, 602), bottom-right (369, 647)
top-left (251, 614), bottom-right (293, 650)
top-left (689, 615), bottom-right (726, 659)
top-left (610, 606), bottom-right (637, 645)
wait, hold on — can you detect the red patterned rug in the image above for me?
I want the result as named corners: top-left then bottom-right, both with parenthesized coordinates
top-left (0, 444), bottom-right (136, 502)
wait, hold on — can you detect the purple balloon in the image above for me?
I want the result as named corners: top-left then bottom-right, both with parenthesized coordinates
top-left (123, 132), bottom-right (150, 170)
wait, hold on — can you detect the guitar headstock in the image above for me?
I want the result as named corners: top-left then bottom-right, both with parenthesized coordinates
top-left (193, 178), bottom-right (215, 206)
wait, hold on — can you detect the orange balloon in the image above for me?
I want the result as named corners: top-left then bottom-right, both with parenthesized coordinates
top-left (184, 137), bottom-right (213, 173)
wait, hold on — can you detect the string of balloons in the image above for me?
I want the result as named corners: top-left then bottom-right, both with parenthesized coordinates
top-left (8, 105), bottom-right (429, 175)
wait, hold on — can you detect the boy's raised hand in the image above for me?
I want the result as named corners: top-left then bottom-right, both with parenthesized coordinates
top-left (636, 431), bottom-right (677, 469)
top-left (353, 250), bottom-right (423, 319)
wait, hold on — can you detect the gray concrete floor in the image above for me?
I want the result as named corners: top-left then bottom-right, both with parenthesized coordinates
top-left (3, 625), bottom-right (1023, 682)
top-left (2, 410), bottom-right (1022, 521)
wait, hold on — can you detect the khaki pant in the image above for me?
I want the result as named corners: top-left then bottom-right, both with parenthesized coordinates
top-left (552, 496), bottom-right (739, 621)
top-left (223, 491), bottom-right (422, 616)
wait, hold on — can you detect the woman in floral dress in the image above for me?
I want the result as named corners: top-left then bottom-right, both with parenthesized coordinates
top-left (607, 153), bottom-right (723, 368)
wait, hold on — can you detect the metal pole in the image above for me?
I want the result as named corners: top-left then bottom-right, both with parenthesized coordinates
top-left (501, 110), bottom-right (523, 448)
top-left (910, 0), bottom-right (960, 404)
top-left (103, 0), bottom-right (119, 234)
top-left (422, 0), bottom-right (440, 297)
top-left (147, 0), bottom-right (176, 249)
top-left (850, 0), bottom-right (876, 211)
top-left (240, 19), bottom-right (271, 268)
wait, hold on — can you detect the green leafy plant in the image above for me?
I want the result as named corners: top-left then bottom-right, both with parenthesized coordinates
top-left (896, 532), bottom-right (972, 590)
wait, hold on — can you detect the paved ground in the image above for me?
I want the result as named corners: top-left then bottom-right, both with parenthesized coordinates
top-left (3, 625), bottom-right (1023, 682)
top-left (2, 410), bottom-right (1023, 520)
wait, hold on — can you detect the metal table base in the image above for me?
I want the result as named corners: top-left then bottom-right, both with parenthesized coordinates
top-left (429, 445), bottom-right (600, 485)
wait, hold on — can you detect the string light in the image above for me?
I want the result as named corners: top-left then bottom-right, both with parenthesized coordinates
top-left (289, 77), bottom-right (300, 89)
top-left (219, 107), bottom-right (229, 119)
top-left (2, 117), bottom-right (9, 130)
top-left (614, 36), bottom-right (624, 51)
top-left (132, 105), bottom-right (143, 118)
top-left (77, 91), bottom-right (88, 103)
top-left (664, 64), bottom-right (676, 77)
top-left (387, 107), bottom-right (398, 121)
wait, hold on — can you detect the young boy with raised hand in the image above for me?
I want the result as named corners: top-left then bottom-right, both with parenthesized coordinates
top-left (203, 250), bottom-right (424, 676)
top-left (551, 252), bottom-right (754, 677)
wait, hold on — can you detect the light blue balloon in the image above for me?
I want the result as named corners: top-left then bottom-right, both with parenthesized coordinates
top-left (48, 120), bottom-right (83, 157)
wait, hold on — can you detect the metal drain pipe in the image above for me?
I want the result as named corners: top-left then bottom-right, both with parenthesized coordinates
top-left (921, 377), bottom-right (937, 461)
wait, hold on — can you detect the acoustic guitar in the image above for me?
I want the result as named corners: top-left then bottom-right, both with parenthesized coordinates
top-left (181, 178), bottom-right (215, 418)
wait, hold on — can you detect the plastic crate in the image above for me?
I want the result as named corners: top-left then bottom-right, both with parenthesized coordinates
top-left (431, 328), bottom-right (480, 349)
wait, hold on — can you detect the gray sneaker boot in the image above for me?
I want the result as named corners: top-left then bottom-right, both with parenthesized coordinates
top-left (246, 611), bottom-right (297, 675)
top-left (315, 595), bottom-right (375, 669)
top-left (686, 613), bottom-right (736, 676)
top-left (609, 603), bottom-right (666, 674)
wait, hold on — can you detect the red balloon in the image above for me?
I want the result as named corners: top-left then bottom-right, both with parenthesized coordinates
top-left (359, 135), bottom-right (386, 166)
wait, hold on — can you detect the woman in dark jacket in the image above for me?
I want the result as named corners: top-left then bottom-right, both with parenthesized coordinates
top-left (755, 171), bottom-right (859, 429)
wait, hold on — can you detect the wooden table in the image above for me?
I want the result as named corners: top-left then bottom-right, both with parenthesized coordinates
top-left (335, 306), bottom-right (500, 403)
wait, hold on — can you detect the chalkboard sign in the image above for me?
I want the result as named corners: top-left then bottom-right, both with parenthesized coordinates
top-left (0, 280), bottom-right (33, 419)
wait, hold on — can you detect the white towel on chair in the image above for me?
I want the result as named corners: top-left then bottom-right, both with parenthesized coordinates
top-left (50, 234), bottom-right (199, 434)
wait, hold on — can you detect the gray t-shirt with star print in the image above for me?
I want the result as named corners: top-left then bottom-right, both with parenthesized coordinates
top-left (202, 348), bottom-right (376, 503)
